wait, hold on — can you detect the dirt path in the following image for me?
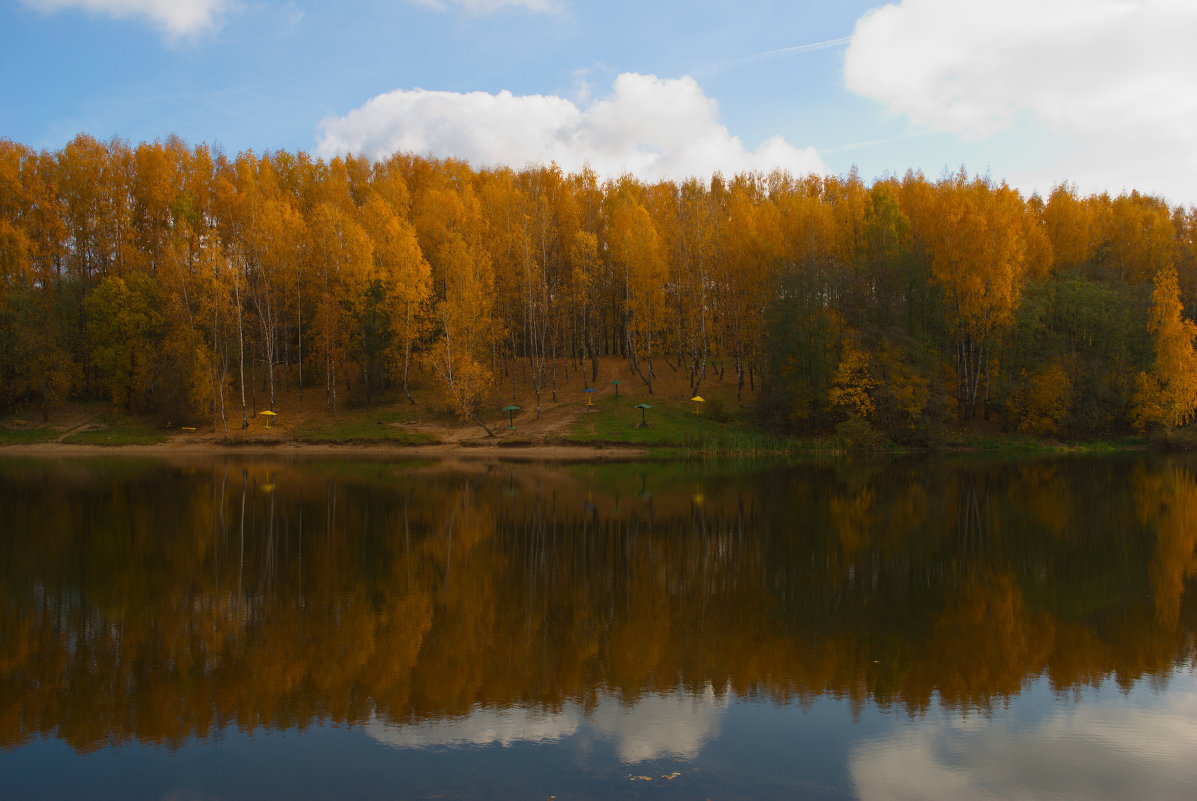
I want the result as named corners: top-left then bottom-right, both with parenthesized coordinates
top-left (395, 397), bottom-right (588, 444)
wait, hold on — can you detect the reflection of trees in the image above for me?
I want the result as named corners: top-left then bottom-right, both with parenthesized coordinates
top-left (0, 456), bottom-right (1195, 752)
top-left (1134, 464), bottom-right (1197, 628)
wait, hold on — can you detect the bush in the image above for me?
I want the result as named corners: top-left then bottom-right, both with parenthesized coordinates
top-left (1147, 427), bottom-right (1197, 451)
top-left (835, 418), bottom-right (887, 452)
top-left (705, 398), bottom-right (732, 423)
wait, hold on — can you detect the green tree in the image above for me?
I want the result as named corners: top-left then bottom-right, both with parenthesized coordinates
top-left (84, 273), bottom-right (163, 409)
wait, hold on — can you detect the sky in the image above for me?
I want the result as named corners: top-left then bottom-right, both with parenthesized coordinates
top-left (2, 0), bottom-right (1195, 204)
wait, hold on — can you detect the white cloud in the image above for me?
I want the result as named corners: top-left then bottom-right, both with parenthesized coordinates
top-left (850, 680), bottom-right (1197, 801)
top-left (22, 0), bottom-right (228, 38)
top-left (843, 0), bottom-right (1197, 201)
top-left (412, 0), bottom-right (560, 14)
top-left (316, 73), bottom-right (829, 182)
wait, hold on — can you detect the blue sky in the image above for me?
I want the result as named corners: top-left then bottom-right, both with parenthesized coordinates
top-left (3, 0), bottom-right (1195, 204)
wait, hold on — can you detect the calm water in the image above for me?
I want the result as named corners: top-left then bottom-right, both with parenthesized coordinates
top-left (1, 453), bottom-right (1195, 800)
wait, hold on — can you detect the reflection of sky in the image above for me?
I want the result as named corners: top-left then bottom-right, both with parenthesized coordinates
top-left (850, 673), bottom-right (1197, 801)
top-left (8, 675), bottom-right (1197, 800)
top-left (365, 672), bottom-right (1197, 799)
top-left (366, 684), bottom-right (728, 764)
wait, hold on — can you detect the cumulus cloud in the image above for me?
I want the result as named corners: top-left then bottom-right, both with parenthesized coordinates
top-left (850, 681), bottom-right (1197, 801)
top-left (316, 73), bottom-right (829, 182)
top-left (843, 0), bottom-right (1197, 200)
top-left (22, 0), bottom-right (228, 38)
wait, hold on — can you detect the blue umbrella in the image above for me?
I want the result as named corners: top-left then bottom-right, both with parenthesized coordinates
top-left (583, 387), bottom-right (599, 406)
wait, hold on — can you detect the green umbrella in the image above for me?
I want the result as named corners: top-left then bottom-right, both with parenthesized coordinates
top-left (610, 379), bottom-right (622, 397)
top-left (502, 404), bottom-right (521, 429)
top-left (634, 402), bottom-right (653, 427)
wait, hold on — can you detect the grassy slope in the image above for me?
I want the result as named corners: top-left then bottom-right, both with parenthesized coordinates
top-left (558, 393), bottom-right (816, 455)
top-left (60, 413), bottom-right (168, 446)
top-left (0, 358), bottom-right (1152, 453)
top-left (293, 405), bottom-right (439, 445)
top-left (0, 425), bottom-right (60, 445)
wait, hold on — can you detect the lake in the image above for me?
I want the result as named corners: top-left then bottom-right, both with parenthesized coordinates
top-left (1, 453), bottom-right (1195, 800)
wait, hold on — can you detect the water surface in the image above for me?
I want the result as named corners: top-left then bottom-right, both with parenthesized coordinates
top-left (1, 454), bottom-right (1195, 800)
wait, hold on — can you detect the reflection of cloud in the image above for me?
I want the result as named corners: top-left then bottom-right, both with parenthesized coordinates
top-left (850, 681), bottom-right (1197, 801)
top-left (590, 687), bottom-right (727, 763)
top-left (365, 685), bottom-right (727, 763)
top-left (366, 706), bottom-right (581, 749)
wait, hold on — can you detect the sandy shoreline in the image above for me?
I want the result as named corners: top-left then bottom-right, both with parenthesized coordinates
top-left (0, 441), bottom-right (652, 461)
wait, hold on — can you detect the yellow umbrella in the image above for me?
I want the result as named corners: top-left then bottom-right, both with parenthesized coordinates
top-left (258, 410), bottom-right (279, 427)
top-left (691, 396), bottom-right (705, 414)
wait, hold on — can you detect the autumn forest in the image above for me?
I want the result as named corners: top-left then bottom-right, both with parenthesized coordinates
top-left (3, 134), bottom-right (1197, 440)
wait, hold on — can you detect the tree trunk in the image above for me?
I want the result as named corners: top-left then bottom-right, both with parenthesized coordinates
top-left (401, 301), bottom-right (416, 404)
top-left (472, 413), bottom-right (495, 437)
top-left (235, 276), bottom-right (248, 428)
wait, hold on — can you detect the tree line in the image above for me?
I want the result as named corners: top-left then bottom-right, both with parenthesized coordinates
top-left (2, 134), bottom-right (1196, 438)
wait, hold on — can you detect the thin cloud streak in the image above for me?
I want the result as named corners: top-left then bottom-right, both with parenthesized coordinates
top-left (819, 131), bottom-right (934, 155)
top-left (697, 36), bottom-right (850, 77)
top-left (751, 37), bottom-right (852, 60)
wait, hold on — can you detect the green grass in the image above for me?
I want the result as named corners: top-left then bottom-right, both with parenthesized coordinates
top-left (560, 394), bottom-right (811, 456)
top-left (562, 395), bottom-right (727, 444)
top-left (61, 415), bottom-right (167, 446)
top-left (293, 407), bottom-right (439, 445)
top-left (0, 425), bottom-right (60, 445)
top-left (559, 396), bottom-right (1156, 458)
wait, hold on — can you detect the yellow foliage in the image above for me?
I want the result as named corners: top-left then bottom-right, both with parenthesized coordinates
top-left (877, 342), bottom-right (931, 429)
top-left (1133, 267), bottom-right (1197, 430)
top-left (1016, 361), bottom-right (1072, 436)
top-left (1044, 183), bottom-right (1097, 269)
top-left (828, 337), bottom-right (876, 420)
